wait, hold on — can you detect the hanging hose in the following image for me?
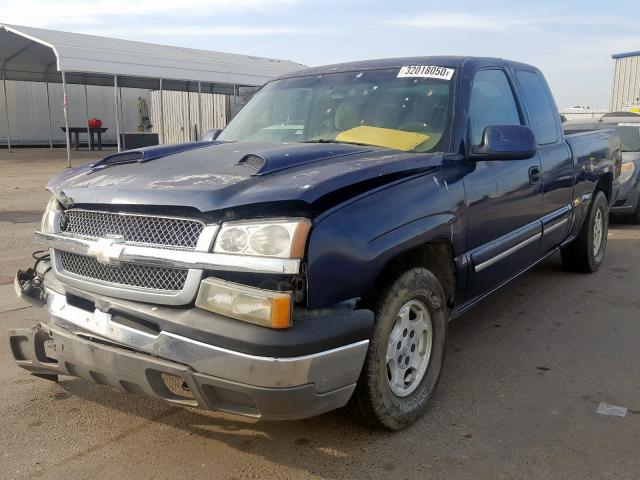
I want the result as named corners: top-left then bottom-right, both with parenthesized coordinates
top-left (15, 250), bottom-right (52, 307)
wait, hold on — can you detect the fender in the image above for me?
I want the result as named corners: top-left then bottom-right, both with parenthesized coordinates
top-left (306, 168), bottom-right (465, 308)
top-left (566, 129), bottom-right (621, 239)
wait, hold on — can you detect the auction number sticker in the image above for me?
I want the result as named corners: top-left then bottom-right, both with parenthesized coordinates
top-left (397, 65), bottom-right (454, 80)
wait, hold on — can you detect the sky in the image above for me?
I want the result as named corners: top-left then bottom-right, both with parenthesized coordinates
top-left (1, 0), bottom-right (638, 108)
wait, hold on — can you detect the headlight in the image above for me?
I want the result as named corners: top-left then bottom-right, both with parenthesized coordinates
top-left (620, 161), bottom-right (635, 184)
top-left (196, 277), bottom-right (292, 328)
top-left (214, 218), bottom-right (311, 259)
top-left (40, 196), bottom-right (61, 233)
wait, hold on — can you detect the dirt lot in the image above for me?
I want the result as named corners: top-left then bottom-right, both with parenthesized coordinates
top-left (1, 149), bottom-right (639, 479)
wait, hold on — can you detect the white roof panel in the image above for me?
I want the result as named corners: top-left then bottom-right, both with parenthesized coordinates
top-left (0, 24), bottom-right (305, 86)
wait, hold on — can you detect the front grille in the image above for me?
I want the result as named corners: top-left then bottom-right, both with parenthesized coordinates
top-left (60, 252), bottom-right (188, 291)
top-left (60, 209), bottom-right (205, 249)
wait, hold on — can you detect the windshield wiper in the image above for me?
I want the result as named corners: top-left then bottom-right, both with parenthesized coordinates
top-left (302, 139), bottom-right (374, 147)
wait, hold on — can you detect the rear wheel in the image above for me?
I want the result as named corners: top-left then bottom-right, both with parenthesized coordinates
top-left (561, 190), bottom-right (609, 272)
top-left (348, 267), bottom-right (447, 430)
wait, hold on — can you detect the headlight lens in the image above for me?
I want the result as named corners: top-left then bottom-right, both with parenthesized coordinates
top-left (40, 196), bottom-right (61, 233)
top-left (214, 218), bottom-right (311, 259)
top-left (218, 227), bottom-right (249, 253)
top-left (620, 161), bottom-right (635, 184)
top-left (196, 277), bottom-right (292, 328)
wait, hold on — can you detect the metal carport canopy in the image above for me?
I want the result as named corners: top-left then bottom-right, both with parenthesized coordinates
top-left (0, 23), bottom-right (305, 165)
top-left (0, 23), bottom-right (304, 88)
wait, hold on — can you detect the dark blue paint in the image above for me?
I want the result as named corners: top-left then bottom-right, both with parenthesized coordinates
top-left (90, 141), bottom-right (218, 171)
top-left (470, 125), bottom-right (537, 160)
top-left (244, 143), bottom-right (374, 176)
top-left (304, 57), bottom-right (620, 311)
top-left (46, 56), bottom-right (621, 316)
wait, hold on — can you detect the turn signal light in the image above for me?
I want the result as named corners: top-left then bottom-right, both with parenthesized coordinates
top-left (195, 277), bottom-right (292, 329)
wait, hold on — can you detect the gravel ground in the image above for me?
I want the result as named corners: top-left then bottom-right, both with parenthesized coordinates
top-left (1, 149), bottom-right (639, 479)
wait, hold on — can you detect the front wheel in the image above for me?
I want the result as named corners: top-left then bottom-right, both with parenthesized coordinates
top-left (561, 190), bottom-right (609, 272)
top-left (348, 267), bottom-right (447, 430)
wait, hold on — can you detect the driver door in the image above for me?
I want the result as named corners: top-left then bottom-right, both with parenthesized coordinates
top-left (462, 68), bottom-right (543, 302)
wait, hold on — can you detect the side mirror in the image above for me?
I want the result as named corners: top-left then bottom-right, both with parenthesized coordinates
top-left (203, 128), bottom-right (222, 141)
top-left (470, 125), bottom-right (537, 160)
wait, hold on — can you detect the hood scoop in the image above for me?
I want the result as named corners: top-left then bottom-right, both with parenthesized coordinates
top-left (237, 143), bottom-right (374, 176)
top-left (89, 141), bottom-right (218, 172)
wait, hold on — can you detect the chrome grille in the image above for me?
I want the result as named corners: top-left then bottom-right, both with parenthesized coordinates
top-left (60, 252), bottom-right (188, 291)
top-left (60, 209), bottom-right (205, 249)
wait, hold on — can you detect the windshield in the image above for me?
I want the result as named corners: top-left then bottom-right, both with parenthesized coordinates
top-left (218, 67), bottom-right (454, 152)
top-left (616, 123), bottom-right (640, 152)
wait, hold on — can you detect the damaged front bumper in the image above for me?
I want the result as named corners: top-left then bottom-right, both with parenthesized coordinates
top-left (9, 273), bottom-right (372, 420)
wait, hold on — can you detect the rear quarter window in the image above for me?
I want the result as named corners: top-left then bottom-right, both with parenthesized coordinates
top-left (515, 70), bottom-right (560, 145)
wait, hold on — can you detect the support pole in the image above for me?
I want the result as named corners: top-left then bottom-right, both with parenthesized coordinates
top-left (197, 81), bottom-right (202, 141)
top-left (2, 69), bottom-right (12, 153)
top-left (119, 85), bottom-right (124, 138)
top-left (45, 71), bottom-right (53, 150)
top-left (114, 75), bottom-right (121, 152)
top-left (233, 84), bottom-right (237, 119)
top-left (159, 78), bottom-right (165, 144)
top-left (186, 82), bottom-right (192, 142)
top-left (61, 71), bottom-right (71, 168)
top-left (83, 81), bottom-right (91, 150)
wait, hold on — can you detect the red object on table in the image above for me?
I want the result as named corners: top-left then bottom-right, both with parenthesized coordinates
top-left (88, 118), bottom-right (103, 128)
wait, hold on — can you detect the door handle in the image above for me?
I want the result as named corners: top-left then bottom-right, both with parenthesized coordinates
top-left (529, 166), bottom-right (542, 184)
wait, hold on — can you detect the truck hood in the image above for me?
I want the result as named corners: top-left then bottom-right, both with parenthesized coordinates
top-left (48, 141), bottom-right (443, 214)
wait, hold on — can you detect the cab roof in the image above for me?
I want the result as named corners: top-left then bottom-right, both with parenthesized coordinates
top-left (275, 56), bottom-right (538, 81)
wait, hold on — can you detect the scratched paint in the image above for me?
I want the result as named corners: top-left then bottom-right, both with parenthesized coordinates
top-left (149, 174), bottom-right (245, 189)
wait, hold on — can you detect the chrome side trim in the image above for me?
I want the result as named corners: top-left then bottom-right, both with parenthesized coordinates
top-left (474, 232), bottom-right (542, 273)
top-left (44, 289), bottom-right (368, 393)
top-left (37, 231), bottom-right (301, 275)
top-left (543, 218), bottom-right (569, 236)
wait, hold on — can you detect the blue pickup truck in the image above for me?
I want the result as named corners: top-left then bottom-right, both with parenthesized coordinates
top-left (11, 56), bottom-right (621, 430)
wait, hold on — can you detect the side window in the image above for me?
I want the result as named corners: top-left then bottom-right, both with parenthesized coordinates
top-left (515, 70), bottom-right (559, 145)
top-left (469, 70), bottom-right (521, 146)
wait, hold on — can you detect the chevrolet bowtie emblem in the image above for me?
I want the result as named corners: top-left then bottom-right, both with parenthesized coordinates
top-left (87, 235), bottom-right (125, 265)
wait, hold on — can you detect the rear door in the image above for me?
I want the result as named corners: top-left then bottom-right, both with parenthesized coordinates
top-left (463, 68), bottom-right (543, 302)
top-left (514, 69), bottom-right (573, 255)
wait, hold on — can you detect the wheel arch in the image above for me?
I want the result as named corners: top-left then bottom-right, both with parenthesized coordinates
top-left (363, 241), bottom-right (456, 309)
top-left (596, 172), bottom-right (613, 203)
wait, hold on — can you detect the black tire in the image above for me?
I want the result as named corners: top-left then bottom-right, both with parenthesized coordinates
top-left (561, 190), bottom-right (609, 272)
top-left (348, 267), bottom-right (448, 430)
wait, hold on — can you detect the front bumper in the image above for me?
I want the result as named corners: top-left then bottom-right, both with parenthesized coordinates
top-left (10, 280), bottom-right (372, 420)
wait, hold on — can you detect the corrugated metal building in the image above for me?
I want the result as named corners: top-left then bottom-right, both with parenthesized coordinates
top-left (610, 51), bottom-right (640, 111)
top-left (1, 81), bottom-right (253, 145)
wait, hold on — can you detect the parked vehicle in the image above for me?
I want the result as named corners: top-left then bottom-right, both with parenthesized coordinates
top-left (11, 57), bottom-right (621, 430)
top-left (565, 113), bottom-right (640, 222)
